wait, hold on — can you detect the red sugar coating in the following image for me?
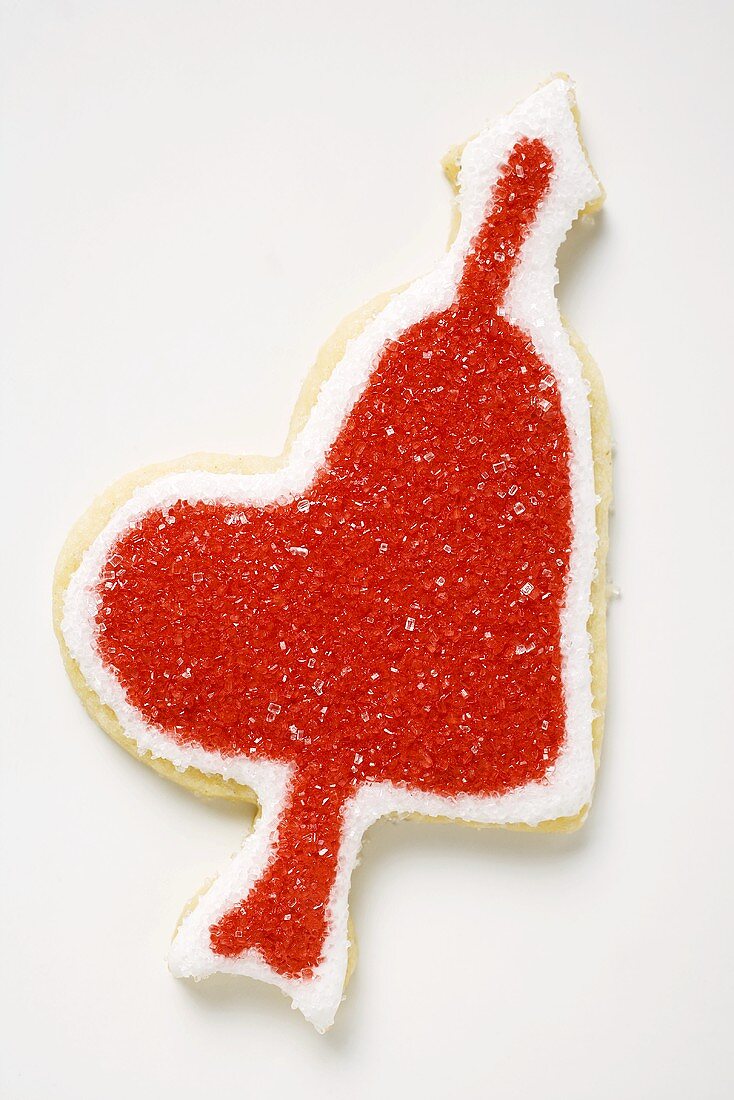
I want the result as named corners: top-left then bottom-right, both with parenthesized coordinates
top-left (96, 139), bottom-right (572, 979)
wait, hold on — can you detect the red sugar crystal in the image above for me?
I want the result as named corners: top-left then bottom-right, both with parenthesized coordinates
top-left (95, 139), bottom-right (571, 979)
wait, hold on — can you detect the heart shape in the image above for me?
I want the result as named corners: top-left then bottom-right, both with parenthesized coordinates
top-left (94, 137), bottom-right (569, 977)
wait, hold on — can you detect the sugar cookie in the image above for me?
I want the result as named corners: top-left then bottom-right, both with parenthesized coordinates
top-left (55, 76), bottom-right (610, 1031)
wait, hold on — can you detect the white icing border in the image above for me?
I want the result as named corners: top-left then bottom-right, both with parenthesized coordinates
top-left (61, 78), bottom-right (601, 1031)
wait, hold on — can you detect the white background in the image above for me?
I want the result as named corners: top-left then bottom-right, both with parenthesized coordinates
top-left (1, 2), bottom-right (732, 1097)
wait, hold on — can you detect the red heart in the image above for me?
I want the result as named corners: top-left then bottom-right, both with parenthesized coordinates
top-left (95, 137), bottom-right (570, 979)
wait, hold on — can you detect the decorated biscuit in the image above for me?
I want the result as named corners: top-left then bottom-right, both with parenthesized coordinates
top-left (55, 76), bottom-right (610, 1031)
